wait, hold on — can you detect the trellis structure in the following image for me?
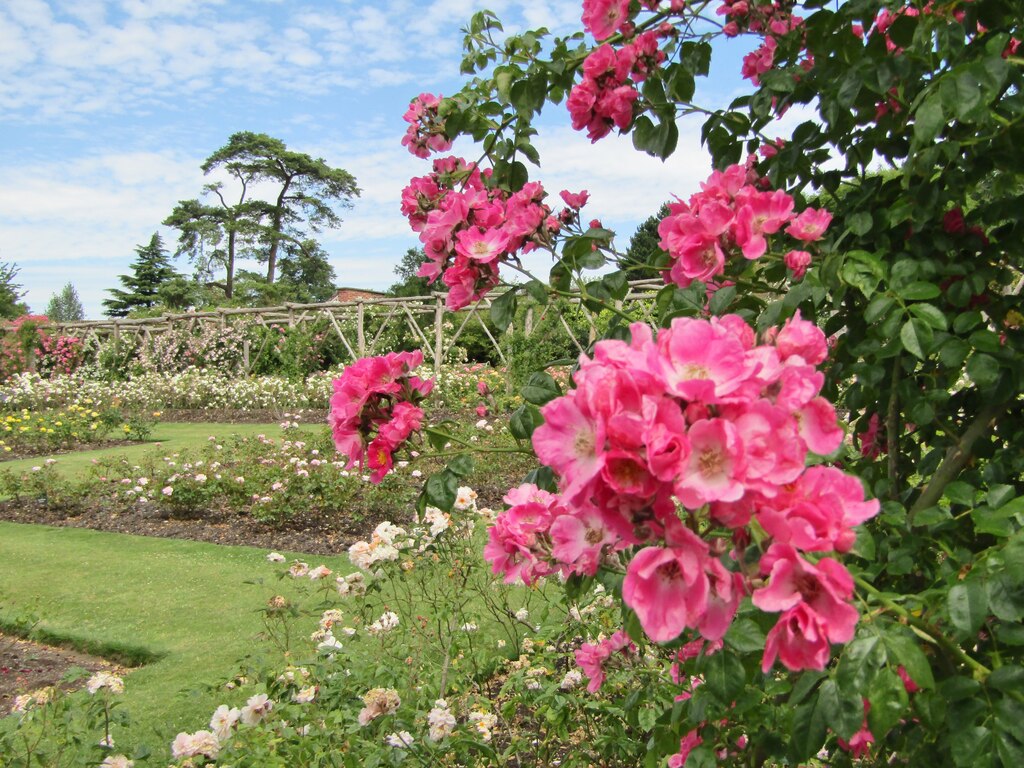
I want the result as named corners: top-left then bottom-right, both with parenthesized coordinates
top-left (30, 280), bottom-right (666, 375)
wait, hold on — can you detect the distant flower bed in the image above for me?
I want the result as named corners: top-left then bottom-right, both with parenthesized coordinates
top-left (0, 364), bottom-right (521, 415)
top-left (0, 405), bottom-right (156, 457)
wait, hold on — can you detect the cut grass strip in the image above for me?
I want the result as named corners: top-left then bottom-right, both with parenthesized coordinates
top-left (0, 520), bottom-right (348, 752)
top-left (0, 422), bottom-right (320, 484)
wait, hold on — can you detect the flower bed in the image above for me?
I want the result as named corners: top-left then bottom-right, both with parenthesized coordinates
top-left (0, 406), bottom-right (156, 459)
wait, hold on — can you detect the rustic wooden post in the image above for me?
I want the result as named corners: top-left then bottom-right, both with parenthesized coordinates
top-left (357, 302), bottom-right (366, 357)
top-left (433, 295), bottom-right (444, 376)
top-left (112, 321), bottom-right (121, 358)
top-left (26, 348), bottom-right (37, 374)
top-left (524, 306), bottom-right (534, 338)
top-left (243, 339), bottom-right (251, 375)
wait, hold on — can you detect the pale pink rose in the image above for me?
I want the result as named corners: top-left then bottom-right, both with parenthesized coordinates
top-left (240, 693), bottom-right (274, 726)
top-left (786, 207), bottom-right (832, 241)
top-left (622, 530), bottom-right (711, 643)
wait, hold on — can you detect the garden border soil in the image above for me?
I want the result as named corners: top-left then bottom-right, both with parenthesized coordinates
top-left (1, 633), bottom-right (128, 715)
top-left (0, 498), bottom-right (377, 556)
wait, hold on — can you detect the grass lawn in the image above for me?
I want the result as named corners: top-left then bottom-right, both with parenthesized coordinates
top-left (0, 422), bottom-right (320, 481)
top-left (0, 520), bottom-right (348, 752)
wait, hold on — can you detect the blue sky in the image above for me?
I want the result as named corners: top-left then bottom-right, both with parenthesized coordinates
top-left (1, 0), bottom-right (784, 319)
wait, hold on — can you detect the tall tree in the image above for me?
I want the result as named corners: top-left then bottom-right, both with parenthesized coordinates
top-left (177, 132), bottom-right (361, 287)
top-left (45, 283), bottom-right (85, 322)
top-left (277, 239), bottom-right (338, 303)
top-left (619, 203), bottom-right (670, 280)
top-left (0, 262), bottom-right (28, 320)
top-left (102, 234), bottom-right (178, 317)
top-left (163, 189), bottom-right (266, 300)
top-left (388, 248), bottom-right (432, 297)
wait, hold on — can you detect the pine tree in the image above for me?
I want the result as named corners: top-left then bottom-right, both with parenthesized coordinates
top-left (45, 283), bottom-right (85, 321)
top-left (619, 203), bottom-right (670, 280)
top-left (0, 262), bottom-right (28, 320)
top-left (103, 234), bottom-right (178, 317)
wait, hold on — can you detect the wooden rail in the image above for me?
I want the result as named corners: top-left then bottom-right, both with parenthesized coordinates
top-left (20, 281), bottom-right (666, 375)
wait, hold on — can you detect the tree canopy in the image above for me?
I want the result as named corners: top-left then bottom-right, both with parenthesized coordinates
top-left (388, 247), bottom-right (432, 297)
top-left (103, 233), bottom-right (178, 317)
top-left (164, 132), bottom-right (360, 299)
top-left (45, 282), bottom-right (85, 322)
top-left (0, 262), bottom-right (28, 320)
top-left (619, 202), bottom-right (670, 281)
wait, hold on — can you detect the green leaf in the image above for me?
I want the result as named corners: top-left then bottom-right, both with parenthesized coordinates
top-left (847, 211), bottom-right (873, 236)
top-left (952, 726), bottom-right (992, 767)
top-left (637, 706), bottom-right (659, 733)
top-left (424, 470), bottom-right (458, 512)
top-left (837, 636), bottom-right (884, 690)
top-left (700, 651), bottom-right (745, 703)
top-left (900, 318), bottom-right (933, 359)
top-left (724, 618), bottom-right (766, 653)
top-left (973, 505), bottom-right (1019, 538)
top-left (908, 302), bottom-right (948, 330)
top-left (941, 69), bottom-right (982, 122)
top-left (509, 404), bottom-right (544, 441)
top-left (945, 481), bottom-right (977, 506)
top-left (708, 285), bottom-right (737, 315)
top-left (523, 465), bottom-right (556, 492)
top-left (914, 95), bottom-right (946, 143)
top-left (948, 580), bottom-right (988, 635)
top-left (939, 674), bottom-right (981, 701)
top-left (821, 678), bottom-right (868, 740)
top-left (865, 294), bottom-right (897, 324)
top-left (987, 573), bottom-right (1024, 621)
top-left (840, 250), bottom-right (886, 297)
top-left (867, 668), bottom-right (910, 739)
top-left (524, 279), bottom-right (548, 305)
top-left (521, 371), bottom-right (562, 406)
top-left (508, 160), bottom-right (529, 191)
top-left (790, 698), bottom-right (828, 761)
top-left (940, 339), bottom-right (971, 367)
top-left (989, 666), bottom-right (1024, 694)
top-left (601, 271), bottom-right (629, 301)
top-left (967, 353), bottom-right (1000, 387)
top-left (883, 632), bottom-right (935, 689)
top-left (633, 116), bottom-right (679, 159)
top-left (489, 289), bottom-right (518, 332)
top-left (898, 281), bottom-right (941, 301)
top-left (447, 454), bottom-right (475, 477)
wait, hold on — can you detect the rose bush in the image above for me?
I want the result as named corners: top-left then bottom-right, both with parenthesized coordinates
top-left (388, 0), bottom-right (1023, 764)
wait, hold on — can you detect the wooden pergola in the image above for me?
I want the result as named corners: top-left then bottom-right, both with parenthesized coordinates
top-left (27, 281), bottom-right (666, 375)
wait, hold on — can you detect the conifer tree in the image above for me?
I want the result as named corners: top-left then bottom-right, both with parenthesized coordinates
top-left (103, 234), bottom-right (178, 317)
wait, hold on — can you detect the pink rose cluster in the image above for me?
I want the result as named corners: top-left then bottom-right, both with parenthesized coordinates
top-left (401, 92), bottom-right (453, 159)
top-left (566, 28), bottom-right (669, 142)
top-left (400, 155), bottom-right (588, 310)
top-left (485, 313), bottom-right (879, 673)
top-left (581, 0), bottom-right (685, 42)
top-left (328, 351), bottom-right (434, 483)
top-left (657, 163), bottom-right (831, 287)
top-left (574, 629), bottom-right (635, 693)
top-left (716, 0), bottom-right (807, 84)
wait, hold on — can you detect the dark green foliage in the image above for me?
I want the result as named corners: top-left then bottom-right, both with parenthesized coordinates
top-left (0, 262), bottom-right (28, 320)
top-left (166, 132), bottom-right (359, 300)
top-left (102, 234), bottom-right (178, 317)
top-left (619, 203), bottom-right (670, 280)
top-left (388, 247), bottom-right (433, 297)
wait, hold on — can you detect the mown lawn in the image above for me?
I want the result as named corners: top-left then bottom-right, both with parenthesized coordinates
top-left (0, 520), bottom-right (348, 752)
top-left (0, 422), bottom-right (319, 482)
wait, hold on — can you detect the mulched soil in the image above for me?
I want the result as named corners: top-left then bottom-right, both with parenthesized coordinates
top-left (0, 633), bottom-right (126, 715)
top-left (0, 497), bottom-right (385, 556)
